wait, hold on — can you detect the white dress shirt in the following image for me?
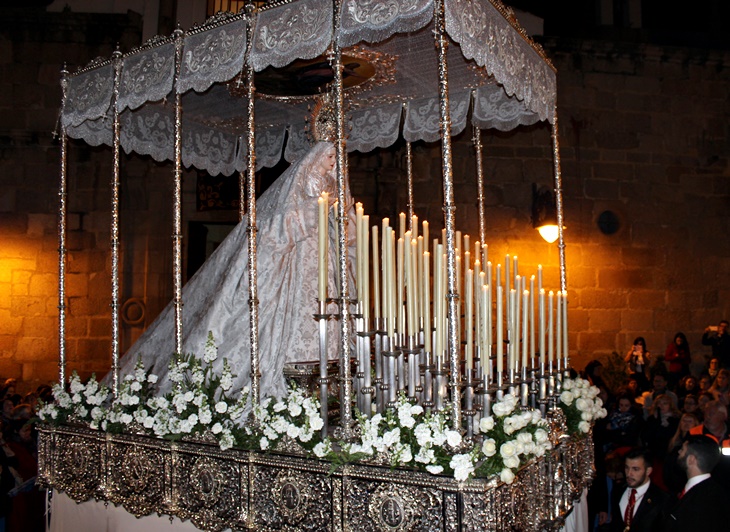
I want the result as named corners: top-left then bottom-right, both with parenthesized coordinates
top-left (619, 479), bottom-right (651, 520)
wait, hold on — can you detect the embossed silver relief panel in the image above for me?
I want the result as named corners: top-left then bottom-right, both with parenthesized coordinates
top-left (346, 479), bottom-right (443, 531)
top-left (107, 443), bottom-right (166, 517)
top-left (174, 454), bottom-right (244, 532)
top-left (53, 430), bottom-right (104, 502)
top-left (252, 464), bottom-right (334, 531)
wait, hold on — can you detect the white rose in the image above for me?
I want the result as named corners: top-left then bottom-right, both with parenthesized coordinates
top-left (215, 401), bottom-right (228, 414)
top-left (503, 455), bottom-right (520, 469)
top-left (500, 441), bottom-right (517, 458)
top-left (260, 437), bottom-right (269, 450)
top-left (211, 422), bottom-right (223, 434)
top-left (500, 468), bottom-right (516, 484)
top-left (562, 379), bottom-right (573, 390)
top-left (482, 438), bottom-right (497, 457)
top-left (534, 428), bottom-right (548, 444)
top-left (575, 398), bottom-right (589, 412)
top-left (560, 391), bottom-right (574, 405)
top-left (479, 416), bottom-right (495, 433)
top-left (579, 421), bottom-right (590, 433)
top-left (313, 441), bottom-right (329, 458)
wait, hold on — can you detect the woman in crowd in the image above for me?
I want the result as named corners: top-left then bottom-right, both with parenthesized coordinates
top-left (708, 368), bottom-right (730, 404)
top-left (663, 412), bottom-right (701, 494)
top-left (604, 393), bottom-right (642, 452)
top-left (640, 393), bottom-right (680, 490)
top-left (681, 394), bottom-right (701, 419)
top-left (676, 374), bottom-right (699, 406)
top-left (625, 337), bottom-right (651, 391)
top-left (664, 332), bottom-right (691, 388)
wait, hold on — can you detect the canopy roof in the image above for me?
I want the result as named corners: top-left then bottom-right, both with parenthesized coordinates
top-left (61, 0), bottom-right (556, 175)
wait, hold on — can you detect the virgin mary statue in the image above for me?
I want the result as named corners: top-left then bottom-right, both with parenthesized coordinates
top-left (114, 141), bottom-right (351, 399)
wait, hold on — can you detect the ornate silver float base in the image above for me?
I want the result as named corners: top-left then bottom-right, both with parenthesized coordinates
top-left (38, 425), bottom-right (594, 531)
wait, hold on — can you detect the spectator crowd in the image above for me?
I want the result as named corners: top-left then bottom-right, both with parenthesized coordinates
top-left (584, 320), bottom-right (730, 531)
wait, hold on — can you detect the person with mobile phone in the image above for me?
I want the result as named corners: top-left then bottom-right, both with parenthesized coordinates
top-left (701, 320), bottom-right (730, 370)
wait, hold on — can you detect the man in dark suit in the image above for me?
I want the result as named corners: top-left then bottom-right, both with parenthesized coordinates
top-left (608, 448), bottom-right (667, 532)
top-left (662, 434), bottom-right (730, 531)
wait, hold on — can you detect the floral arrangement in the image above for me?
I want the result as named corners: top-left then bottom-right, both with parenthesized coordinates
top-left (315, 393), bottom-right (552, 484)
top-left (37, 371), bottom-right (109, 428)
top-left (38, 335), bottom-right (600, 484)
top-left (558, 377), bottom-right (607, 435)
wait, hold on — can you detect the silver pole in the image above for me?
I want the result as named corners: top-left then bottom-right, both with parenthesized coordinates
top-left (406, 141), bottom-right (414, 228)
top-left (57, 66), bottom-right (69, 386)
top-left (551, 108), bottom-right (568, 371)
top-left (472, 124), bottom-right (486, 248)
top-left (332, 0), bottom-right (354, 438)
top-left (244, 5), bottom-right (261, 403)
top-left (110, 49), bottom-right (123, 395)
top-left (433, 0), bottom-right (461, 430)
top-left (172, 27), bottom-right (185, 356)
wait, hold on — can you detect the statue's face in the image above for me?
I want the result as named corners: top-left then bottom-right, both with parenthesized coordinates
top-left (319, 147), bottom-right (336, 173)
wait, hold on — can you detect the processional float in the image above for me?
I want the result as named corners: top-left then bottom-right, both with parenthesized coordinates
top-left (40, 0), bottom-right (598, 530)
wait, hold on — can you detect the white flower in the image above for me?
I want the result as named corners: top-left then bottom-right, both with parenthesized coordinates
top-left (503, 455), bottom-right (520, 469)
top-left (479, 416), bottom-right (495, 433)
top-left (288, 402), bottom-right (302, 417)
top-left (426, 464), bottom-right (444, 475)
top-left (147, 374), bottom-right (158, 384)
top-left (121, 413), bottom-right (133, 424)
top-left (560, 391), bottom-right (574, 406)
top-left (578, 421), bottom-right (590, 433)
top-left (500, 468), bottom-right (516, 484)
top-left (382, 428), bottom-right (401, 447)
top-left (309, 414), bottom-right (324, 431)
top-left (286, 424), bottom-right (301, 440)
top-left (534, 428), bottom-right (548, 444)
top-left (450, 453), bottom-right (475, 482)
top-left (215, 401), bottom-right (228, 414)
top-left (482, 438), bottom-right (497, 457)
top-left (211, 422), bottom-right (223, 434)
top-left (313, 441), bottom-right (330, 458)
top-left (445, 430), bottom-right (462, 448)
top-left (500, 441), bottom-right (517, 458)
top-left (562, 379), bottom-right (573, 390)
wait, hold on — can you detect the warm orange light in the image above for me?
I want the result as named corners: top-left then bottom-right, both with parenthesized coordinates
top-left (537, 224), bottom-right (559, 244)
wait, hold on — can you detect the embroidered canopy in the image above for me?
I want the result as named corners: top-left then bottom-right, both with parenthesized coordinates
top-left (61, 0), bottom-right (556, 176)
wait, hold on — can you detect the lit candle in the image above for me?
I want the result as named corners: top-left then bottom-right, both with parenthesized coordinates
top-left (399, 212), bottom-right (406, 241)
top-left (404, 234), bottom-right (414, 336)
top-left (317, 194), bottom-right (328, 302)
top-left (530, 276), bottom-right (535, 368)
top-left (496, 285), bottom-right (504, 375)
top-left (463, 235), bottom-right (470, 264)
top-left (522, 289), bottom-right (529, 371)
top-left (397, 237), bottom-right (405, 335)
top-left (422, 221), bottom-right (429, 255)
top-left (548, 291), bottom-right (554, 368)
top-left (556, 291), bottom-right (562, 369)
top-left (362, 215), bottom-right (370, 328)
top-left (411, 215), bottom-right (418, 239)
top-left (372, 224), bottom-right (380, 321)
top-left (563, 290), bottom-right (569, 371)
top-left (481, 283), bottom-right (489, 378)
top-left (423, 250), bottom-right (431, 353)
top-left (510, 289), bottom-right (517, 373)
top-left (482, 243), bottom-right (488, 267)
top-left (388, 229), bottom-right (396, 337)
top-left (539, 289), bottom-right (546, 369)
top-left (356, 203), bottom-right (364, 304)
top-left (485, 277), bottom-right (492, 377)
top-left (465, 269), bottom-right (473, 370)
top-left (513, 255), bottom-right (518, 284)
top-left (537, 264), bottom-right (543, 293)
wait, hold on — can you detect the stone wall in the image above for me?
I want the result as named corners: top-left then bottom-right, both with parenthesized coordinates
top-left (1, 10), bottom-right (728, 391)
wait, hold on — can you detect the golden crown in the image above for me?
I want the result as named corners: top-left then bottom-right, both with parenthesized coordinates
top-left (308, 92), bottom-right (337, 142)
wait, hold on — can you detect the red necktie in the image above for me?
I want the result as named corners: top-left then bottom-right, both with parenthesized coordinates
top-left (624, 488), bottom-right (636, 527)
top-left (678, 488), bottom-right (685, 499)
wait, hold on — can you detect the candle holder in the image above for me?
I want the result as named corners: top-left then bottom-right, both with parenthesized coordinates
top-left (315, 299), bottom-right (331, 438)
top-left (373, 318), bottom-right (385, 414)
top-left (382, 335), bottom-right (399, 408)
top-left (357, 328), bottom-right (375, 417)
top-left (529, 366), bottom-right (539, 409)
top-left (403, 336), bottom-right (419, 401)
top-left (422, 349), bottom-right (435, 412)
top-left (433, 355), bottom-right (447, 412)
top-left (462, 368), bottom-right (477, 439)
top-left (397, 332), bottom-right (406, 393)
top-left (520, 367), bottom-right (529, 408)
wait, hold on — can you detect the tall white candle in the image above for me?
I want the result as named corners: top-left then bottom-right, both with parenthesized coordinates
top-left (505, 254), bottom-right (511, 292)
top-left (434, 244), bottom-right (443, 359)
top-left (381, 219), bottom-right (390, 327)
top-left (405, 235), bottom-right (414, 336)
top-left (522, 289), bottom-right (529, 371)
top-left (463, 235), bottom-right (470, 264)
top-left (510, 289), bottom-right (517, 373)
top-left (317, 194), bottom-right (328, 302)
top-left (356, 203), bottom-right (364, 303)
top-left (411, 215), bottom-right (418, 239)
top-left (399, 212), bottom-right (406, 241)
top-left (496, 285), bottom-right (504, 375)
top-left (548, 291), bottom-right (554, 367)
top-left (539, 289), bottom-right (546, 368)
top-left (422, 221), bottom-right (429, 255)
top-left (485, 277), bottom-right (492, 375)
top-left (481, 283), bottom-right (488, 378)
top-left (388, 229), bottom-right (396, 337)
top-left (482, 244), bottom-right (488, 268)
top-left (465, 269), bottom-right (473, 370)
top-left (423, 251), bottom-right (431, 353)
top-left (362, 215), bottom-right (370, 328)
top-left (397, 237), bottom-right (405, 335)
top-left (556, 291), bottom-right (562, 368)
top-left (537, 264), bottom-right (543, 293)
top-left (372, 224), bottom-right (380, 321)
top-left (513, 255), bottom-right (518, 285)
top-left (530, 276), bottom-right (535, 368)
top-left (563, 290), bottom-right (569, 371)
